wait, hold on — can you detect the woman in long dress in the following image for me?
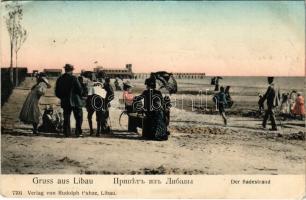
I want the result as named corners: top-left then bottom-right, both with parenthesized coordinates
top-left (19, 76), bottom-right (51, 134)
top-left (140, 77), bottom-right (168, 140)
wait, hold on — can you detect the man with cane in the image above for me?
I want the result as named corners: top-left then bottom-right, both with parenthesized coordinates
top-left (261, 77), bottom-right (279, 131)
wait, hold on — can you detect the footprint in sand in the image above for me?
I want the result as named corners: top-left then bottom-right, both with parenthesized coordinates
top-left (23, 164), bottom-right (33, 168)
top-left (98, 142), bottom-right (112, 145)
top-left (57, 156), bottom-right (82, 167)
top-left (254, 167), bottom-right (278, 171)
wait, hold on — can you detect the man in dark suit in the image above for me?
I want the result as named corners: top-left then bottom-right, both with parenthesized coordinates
top-left (55, 64), bottom-right (84, 137)
top-left (262, 77), bottom-right (277, 131)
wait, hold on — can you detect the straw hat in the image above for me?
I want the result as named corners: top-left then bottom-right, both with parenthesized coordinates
top-left (41, 77), bottom-right (51, 88)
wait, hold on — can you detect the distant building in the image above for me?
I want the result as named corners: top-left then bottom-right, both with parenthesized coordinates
top-left (93, 64), bottom-right (133, 79)
top-left (30, 70), bottom-right (39, 77)
top-left (172, 72), bottom-right (206, 79)
top-left (134, 73), bottom-right (150, 79)
top-left (134, 72), bottom-right (206, 79)
top-left (43, 69), bottom-right (62, 77)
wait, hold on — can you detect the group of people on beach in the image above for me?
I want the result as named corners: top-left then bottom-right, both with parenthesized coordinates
top-left (258, 77), bottom-right (305, 130)
top-left (261, 77), bottom-right (304, 130)
top-left (214, 77), bottom-right (304, 131)
top-left (19, 64), bottom-right (170, 140)
top-left (122, 77), bottom-right (171, 140)
top-left (19, 66), bottom-right (304, 138)
top-left (278, 91), bottom-right (304, 120)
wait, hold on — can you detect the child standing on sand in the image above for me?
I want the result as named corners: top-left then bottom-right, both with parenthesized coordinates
top-left (258, 94), bottom-right (265, 114)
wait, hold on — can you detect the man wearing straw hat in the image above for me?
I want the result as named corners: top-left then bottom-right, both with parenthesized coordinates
top-left (55, 64), bottom-right (84, 137)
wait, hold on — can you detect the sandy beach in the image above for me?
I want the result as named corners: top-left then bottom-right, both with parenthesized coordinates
top-left (1, 77), bottom-right (305, 174)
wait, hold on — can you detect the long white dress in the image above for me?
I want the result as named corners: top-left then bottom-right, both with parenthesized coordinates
top-left (19, 82), bottom-right (47, 124)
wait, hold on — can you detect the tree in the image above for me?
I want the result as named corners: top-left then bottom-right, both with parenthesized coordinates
top-left (4, 2), bottom-right (27, 86)
top-left (14, 25), bottom-right (27, 86)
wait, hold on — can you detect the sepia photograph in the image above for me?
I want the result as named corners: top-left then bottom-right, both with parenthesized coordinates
top-left (1, 0), bottom-right (305, 178)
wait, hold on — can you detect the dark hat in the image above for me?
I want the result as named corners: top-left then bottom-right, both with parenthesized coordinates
top-left (123, 80), bottom-right (133, 88)
top-left (145, 77), bottom-right (156, 88)
top-left (64, 64), bottom-right (74, 71)
top-left (267, 77), bottom-right (274, 84)
top-left (105, 77), bottom-right (111, 83)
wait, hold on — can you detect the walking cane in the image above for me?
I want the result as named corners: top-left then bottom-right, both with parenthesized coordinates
top-left (275, 87), bottom-right (283, 131)
top-left (108, 111), bottom-right (113, 134)
top-left (275, 106), bottom-right (283, 131)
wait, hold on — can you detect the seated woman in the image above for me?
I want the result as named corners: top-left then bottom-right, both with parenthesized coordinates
top-left (122, 81), bottom-right (141, 133)
top-left (123, 81), bottom-right (135, 113)
top-left (139, 77), bottom-right (168, 140)
top-left (38, 105), bottom-right (63, 133)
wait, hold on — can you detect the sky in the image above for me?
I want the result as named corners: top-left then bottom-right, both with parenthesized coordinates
top-left (0, 1), bottom-right (305, 76)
